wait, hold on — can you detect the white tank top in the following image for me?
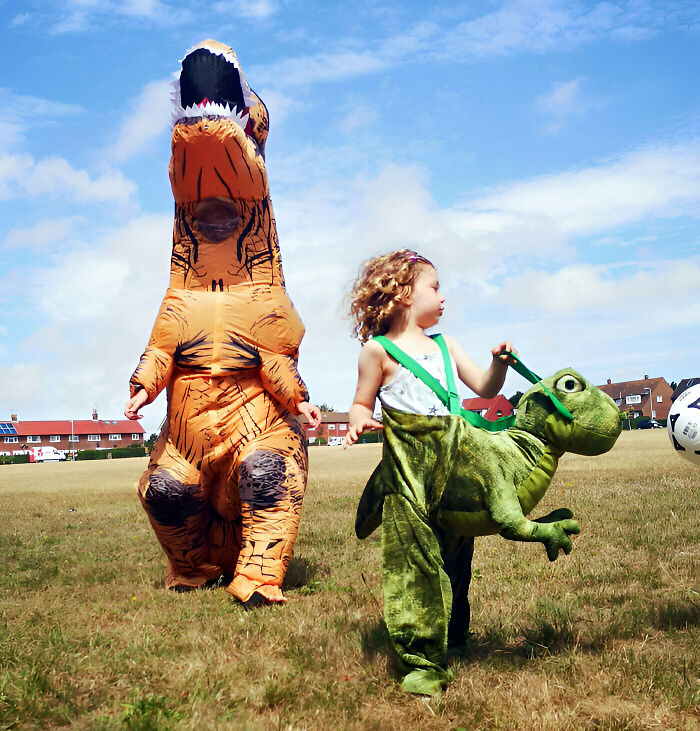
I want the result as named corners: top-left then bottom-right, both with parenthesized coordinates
top-left (378, 351), bottom-right (459, 416)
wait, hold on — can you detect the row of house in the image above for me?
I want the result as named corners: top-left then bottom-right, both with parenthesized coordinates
top-left (297, 375), bottom-right (696, 441)
top-left (5, 375), bottom-right (694, 454)
top-left (0, 410), bottom-right (145, 456)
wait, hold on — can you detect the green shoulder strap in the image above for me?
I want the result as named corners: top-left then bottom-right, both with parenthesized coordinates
top-left (372, 336), bottom-right (574, 431)
top-left (497, 350), bottom-right (574, 422)
top-left (372, 335), bottom-right (516, 432)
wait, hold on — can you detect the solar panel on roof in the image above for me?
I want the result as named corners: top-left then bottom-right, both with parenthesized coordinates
top-left (0, 422), bottom-right (18, 435)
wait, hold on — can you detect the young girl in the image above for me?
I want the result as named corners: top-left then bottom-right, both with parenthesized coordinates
top-left (345, 249), bottom-right (516, 695)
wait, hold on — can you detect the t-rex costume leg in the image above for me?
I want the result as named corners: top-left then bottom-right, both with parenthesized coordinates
top-left (130, 40), bottom-right (310, 604)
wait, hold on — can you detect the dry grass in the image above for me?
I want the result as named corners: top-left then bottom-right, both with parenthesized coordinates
top-left (0, 430), bottom-right (698, 729)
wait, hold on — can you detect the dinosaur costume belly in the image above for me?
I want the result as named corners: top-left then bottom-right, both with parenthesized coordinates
top-left (130, 41), bottom-right (310, 603)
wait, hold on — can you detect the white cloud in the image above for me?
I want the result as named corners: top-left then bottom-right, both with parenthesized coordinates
top-left (252, 2), bottom-right (700, 91)
top-left (9, 13), bottom-right (31, 27)
top-left (253, 50), bottom-right (387, 88)
top-left (0, 153), bottom-right (136, 203)
top-left (339, 104), bottom-right (379, 136)
top-left (2, 213), bottom-right (172, 430)
top-left (257, 88), bottom-right (297, 126)
top-left (467, 141), bottom-right (700, 235)
top-left (4, 216), bottom-right (82, 251)
top-left (108, 79), bottom-right (172, 163)
top-left (535, 77), bottom-right (589, 132)
top-left (0, 88), bottom-right (83, 152)
top-left (52, 0), bottom-right (193, 33)
top-left (499, 260), bottom-right (700, 315)
top-left (214, 0), bottom-right (279, 19)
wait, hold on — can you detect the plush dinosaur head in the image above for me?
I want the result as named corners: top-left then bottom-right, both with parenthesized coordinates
top-left (167, 40), bottom-right (284, 290)
top-left (514, 368), bottom-right (621, 455)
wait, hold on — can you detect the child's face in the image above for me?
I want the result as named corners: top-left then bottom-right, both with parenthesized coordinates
top-left (408, 266), bottom-right (445, 328)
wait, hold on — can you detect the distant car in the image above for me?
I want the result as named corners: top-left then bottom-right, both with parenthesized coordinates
top-left (29, 446), bottom-right (67, 462)
top-left (637, 419), bottom-right (662, 429)
top-left (327, 436), bottom-right (345, 446)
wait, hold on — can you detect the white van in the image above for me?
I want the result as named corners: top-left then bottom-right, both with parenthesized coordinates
top-left (29, 446), bottom-right (67, 463)
top-left (327, 436), bottom-right (344, 446)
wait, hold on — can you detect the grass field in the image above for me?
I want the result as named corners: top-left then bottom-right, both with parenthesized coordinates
top-left (1, 430), bottom-right (698, 729)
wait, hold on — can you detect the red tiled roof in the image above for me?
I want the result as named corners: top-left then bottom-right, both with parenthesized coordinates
top-left (597, 377), bottom-right (668, 400)
top-left (462, 395), bottom-right (514, 421)
top-left (11, 420), bottom-right (145, 436)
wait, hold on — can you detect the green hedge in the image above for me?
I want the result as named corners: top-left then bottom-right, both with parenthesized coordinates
top-left (0, 454), bottom-right (30, 465)
top-left (76, 446), bottom-right (146, 461)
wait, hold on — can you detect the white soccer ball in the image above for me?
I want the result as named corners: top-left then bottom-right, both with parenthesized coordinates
top-left (667, 383), bottom-right (700, 465)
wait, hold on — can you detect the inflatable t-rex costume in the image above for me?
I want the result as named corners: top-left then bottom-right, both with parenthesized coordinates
top-left (130, 40), bottom-right (310, 605)
top-left (356, 366), bottom-right (621, 694)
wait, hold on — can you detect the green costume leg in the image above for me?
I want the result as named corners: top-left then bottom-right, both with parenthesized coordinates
top-left (381, 494), bottom-right (454, 695)
top-left (439, 532), bottom-right (474, 651)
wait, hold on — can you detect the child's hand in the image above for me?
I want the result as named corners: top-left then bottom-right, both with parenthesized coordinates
top-left (343, 417), bottom-right (383, 449)
top-left (298, 401), bottom-right (322, 428)
top-left (492, 342), bottom-right (518, 366)
top-left (124, 389), bottom-right (149, 420)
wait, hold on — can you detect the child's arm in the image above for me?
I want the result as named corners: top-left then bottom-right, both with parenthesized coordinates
top-left (344, 340), bottom-right (384, 447)
top-left (445, 336), bottom-right (516, 399)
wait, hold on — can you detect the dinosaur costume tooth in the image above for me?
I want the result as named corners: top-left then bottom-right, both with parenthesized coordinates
top-left (130, 41), bottom-right (310, 603)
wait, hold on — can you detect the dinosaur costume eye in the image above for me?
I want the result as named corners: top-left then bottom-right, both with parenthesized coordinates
top-left (555, 375), bottom-right (583, 393)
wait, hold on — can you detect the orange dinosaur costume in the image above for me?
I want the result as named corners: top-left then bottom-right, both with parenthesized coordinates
top-left (130, 40), bottom-right (311, 605)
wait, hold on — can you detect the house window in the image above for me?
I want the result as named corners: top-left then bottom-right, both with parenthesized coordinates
top-left (68, 435), bottom-right (79, 442)
top-left (131, 433), bottom-right (141, 440)
top-left (50, 435), bottom-right (61, 442)
top-left (87, 435), bottom-right (100, 442)
top-left (328, 424), bottom-right (336, 430)
top-left (307, 427), bottom-right (316, 433)
top-left (27, 436), bottom-right (41, 443)
top-left (109, 434), bottom-right (122, 441)
top-left (4, 436), bottom-right (18, 443)
top-left (339, 424), bottom-right (347, 431)
top-left (615, 399), bottom-right (622, 406)
top-left (626, 395), bottom-right (641, 405)
top-left (656, 395), bottom-right (663, 403)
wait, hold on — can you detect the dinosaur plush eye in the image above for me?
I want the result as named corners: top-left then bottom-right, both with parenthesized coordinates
top-left (555, 375), bottom-right (583, 393)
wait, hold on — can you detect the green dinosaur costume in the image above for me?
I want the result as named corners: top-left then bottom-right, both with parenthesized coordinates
top-left (356, 351), bottom-right (621, 695)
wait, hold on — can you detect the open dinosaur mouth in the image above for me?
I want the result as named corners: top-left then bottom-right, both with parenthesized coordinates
top-left (171, 44), bottom-right (254, 135)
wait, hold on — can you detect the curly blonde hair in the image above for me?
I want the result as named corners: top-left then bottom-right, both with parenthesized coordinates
top-left (348, 249), bottom-right (434, 342)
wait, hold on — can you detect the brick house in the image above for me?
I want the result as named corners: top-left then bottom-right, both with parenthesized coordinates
top-left (461, 395), bottom-right (515, 421)
top-left (297, 411), bottom-right (350, 444)
top-left (597, 375), bottom-right (673, 420)
top-left (0, 410), bottom-right (146, 456)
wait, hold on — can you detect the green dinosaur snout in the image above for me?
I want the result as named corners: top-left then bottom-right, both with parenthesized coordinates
top-left (516, 368), bottom-right (622, 455)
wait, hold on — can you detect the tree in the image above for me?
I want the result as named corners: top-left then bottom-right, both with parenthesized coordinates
top-left (507, 391), bottom-right (524, 408)
top-left (317, 402), bottom-right (336, 412)
top-left (145, 433), bottom-right (158, 450)
top-left (670, 381), bottom-right (678, 391)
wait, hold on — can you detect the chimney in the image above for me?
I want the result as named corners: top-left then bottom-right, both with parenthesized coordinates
top-left (92, 408), bottom-right (98, 421)
top-left (644, 375), bottom-right (648, 380)
top-left (607, 379), bottom-right (611, 385)
top-left (10, 414), bottom-right (17, 422)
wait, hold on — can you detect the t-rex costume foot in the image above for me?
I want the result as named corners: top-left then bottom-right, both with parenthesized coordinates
top-left (130, 40), bottom-right (310, 603)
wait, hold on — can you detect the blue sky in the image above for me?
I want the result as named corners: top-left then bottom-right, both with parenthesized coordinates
top-left (1, 0), bottom-right (699, 436)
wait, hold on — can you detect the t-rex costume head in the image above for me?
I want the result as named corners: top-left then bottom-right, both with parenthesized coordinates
top-left (169, 39), bottom-right (282, 289)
